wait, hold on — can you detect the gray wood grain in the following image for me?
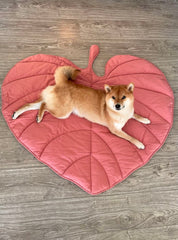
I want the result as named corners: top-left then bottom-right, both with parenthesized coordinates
top-left (0, 0), bottom-right (178, 239)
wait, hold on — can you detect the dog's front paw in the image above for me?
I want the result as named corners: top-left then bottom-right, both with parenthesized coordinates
top-left (143, 118), bottom-right (151, 124)
top-left (135, 141), bottom-right (145, 150)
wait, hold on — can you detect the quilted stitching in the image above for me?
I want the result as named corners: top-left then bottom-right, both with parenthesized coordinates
top-left (1, 45), bottom-right (174, 195)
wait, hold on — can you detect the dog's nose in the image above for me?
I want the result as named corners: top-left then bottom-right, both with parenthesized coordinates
top-left (115, 104), bottom-right (121, 110)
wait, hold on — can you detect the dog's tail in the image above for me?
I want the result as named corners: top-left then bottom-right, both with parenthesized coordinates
top-left (54, 66), bottom-right (80, 85)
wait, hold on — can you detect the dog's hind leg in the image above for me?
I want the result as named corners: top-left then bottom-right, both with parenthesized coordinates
top-left (12, 98), bottom-right (42, 119)
top-left (36, 102), bottom-right (46, 123)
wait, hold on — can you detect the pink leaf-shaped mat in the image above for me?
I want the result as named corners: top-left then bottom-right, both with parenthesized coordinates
top-left (1, 45), bottom-right (174, 195)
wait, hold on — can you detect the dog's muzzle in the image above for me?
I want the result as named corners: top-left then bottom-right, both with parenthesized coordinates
top-left (115, 104), bottom-right (121, 110)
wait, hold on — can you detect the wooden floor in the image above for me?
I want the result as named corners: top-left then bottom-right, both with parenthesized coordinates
top-left (0, 0), bottom-right (178, 239)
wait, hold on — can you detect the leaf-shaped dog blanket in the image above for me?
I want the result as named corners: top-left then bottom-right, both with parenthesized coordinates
top-left (1, 45), bottom-right (174, 195)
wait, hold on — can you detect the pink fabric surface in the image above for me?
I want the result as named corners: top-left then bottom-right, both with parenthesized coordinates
top-left (1, 45), bottom-right (174, 195)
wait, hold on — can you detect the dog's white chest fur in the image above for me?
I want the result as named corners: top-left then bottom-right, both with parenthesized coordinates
top-left (114, 122), bottom-right (125, 130)
top-left (114, 108), bottom-right (134, 130)
top-left (73, 108), bottom-right (83, 118)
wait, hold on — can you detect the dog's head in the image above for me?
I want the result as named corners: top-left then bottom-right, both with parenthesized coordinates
top-left (104, 83), bottom-right (134, 112)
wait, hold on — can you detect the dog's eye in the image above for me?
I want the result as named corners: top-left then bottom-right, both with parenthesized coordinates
top-left (112, 96), bottom-right (115, 100)
top-left (122, 96), bottom-right (126, 99)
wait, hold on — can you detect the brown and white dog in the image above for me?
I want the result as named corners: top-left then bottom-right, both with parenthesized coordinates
top-left (12, 66), bottom-right (150, 149)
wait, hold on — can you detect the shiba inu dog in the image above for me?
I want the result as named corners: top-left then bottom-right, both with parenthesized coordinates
top-left (12, 66), bottom-right (150, 149)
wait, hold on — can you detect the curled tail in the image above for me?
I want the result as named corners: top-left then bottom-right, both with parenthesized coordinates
top-left (54, 66), bottom-right (80, 85)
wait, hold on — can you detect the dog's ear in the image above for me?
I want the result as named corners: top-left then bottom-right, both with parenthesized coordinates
top-left (104, 84), bottom-right (111, 93)
top-left (127, 83), bottom-right (134, 92)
